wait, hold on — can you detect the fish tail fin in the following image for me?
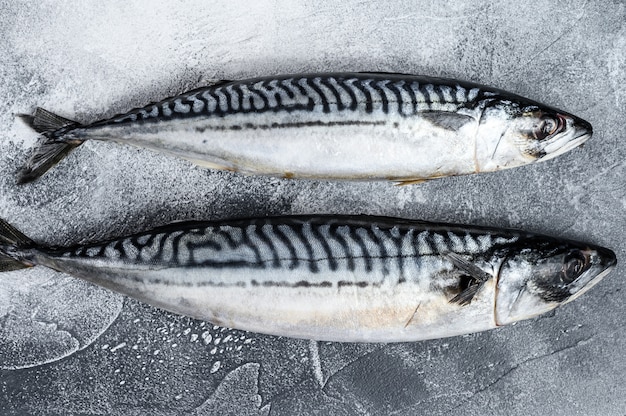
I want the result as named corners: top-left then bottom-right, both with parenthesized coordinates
top-left (16, 140), bottom-right (82, 184)
top-left (0, 218), bottom-right (35, 272)
top-left (18, 107), bottom-right (79, 134)
top-left (16, 107), bottom-right (83, 184)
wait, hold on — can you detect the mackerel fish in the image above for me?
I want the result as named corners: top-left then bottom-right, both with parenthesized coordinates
top-left (0, 216), bottom-right (614, 342)
top-left (17, 73), bottom-right (592, 183)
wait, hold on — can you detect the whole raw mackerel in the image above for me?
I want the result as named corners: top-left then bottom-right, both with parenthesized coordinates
top-left (0, 215), bottom-right (615, 342)
top-left (18, 73), bottom-right (592, 183)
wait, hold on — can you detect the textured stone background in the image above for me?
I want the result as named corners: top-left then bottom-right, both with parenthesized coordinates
top-left (0, 1), bottom-right (624, 414)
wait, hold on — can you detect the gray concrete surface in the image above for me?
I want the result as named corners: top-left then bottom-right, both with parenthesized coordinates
top-left (0, 1), bottom-right (624, 414)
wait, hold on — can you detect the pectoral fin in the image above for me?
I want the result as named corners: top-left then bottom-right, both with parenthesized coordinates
top-left (393, 173), bottom-right (447, 186)
top-left (421, 112), bottom-right (475, 131)
top-left (446, 253), bottom-right (492, 305)
top-left (450, 284), bottom-right (483, 306)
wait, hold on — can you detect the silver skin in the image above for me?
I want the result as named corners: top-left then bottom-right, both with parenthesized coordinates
top-left (17, 74), bottom-right (593, 183)
top-left (0, 216), bottom-right (615, 342)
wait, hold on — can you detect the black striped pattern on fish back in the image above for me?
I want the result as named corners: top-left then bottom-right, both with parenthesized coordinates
top-left (103, 74), bottom-right (485, 125)
top-left (61, 218), bottom-right (518, 283)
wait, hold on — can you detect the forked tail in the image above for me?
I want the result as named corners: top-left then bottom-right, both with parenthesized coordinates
top-left (17, 107), bottom-right (83, 184)
top-left (0, 218), bottom-right (36, 272)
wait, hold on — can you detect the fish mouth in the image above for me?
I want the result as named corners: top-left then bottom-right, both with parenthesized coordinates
top-left (596, 245), bottom-right (617, 269)
top-left (539, 115), bottom-right (593, 162)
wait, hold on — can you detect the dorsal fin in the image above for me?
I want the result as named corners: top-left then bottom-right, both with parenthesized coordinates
top-left (185, 78), bottom-right (234, 94)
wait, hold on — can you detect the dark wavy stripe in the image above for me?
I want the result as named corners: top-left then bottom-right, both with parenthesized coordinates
top-left (334, 78), bottom-right (358, 111)
top-left (240, 225), bottom-right (263, 267)
top-left (432, 85), bottom-right (445, 105)
top-left (328, 224), bottom-right (355, 271)
top-left (319, 77), bottom-right (345, 111)
top-left (367, 80), bottom-right (390, 113)
top-left (385, 81), bottom-right (405, 116)
top-left (287, 78), bottom-right (315, 111)
top-left (270, 79), bottom-right (296, 101)
top-left (310, 224), bottom-right (338, 271)
top-left (397, 81), bottom-right (417, 115)
top-left (171, 230), bottom-right (192, 265)
top-left (246, 83), bottom-right (270, 111)
top-left (273, 225), bottom-right (300, 270)
top-left (219, 88), bottom-right (235, 113)
top-left (290, 223), bottom-right (319, 273)
top-left (305, 77), bottom-right (330, 113)
top-left (364, 226), bottom-right (389, 275)
top-left (261, 80), bottom-right (283, 109)
top-left (345, 78), bottom-right (373, 113)
top-left (349, 227), bottom-right (372, 272)
top-left (254, 222), bottom-right (281, 268)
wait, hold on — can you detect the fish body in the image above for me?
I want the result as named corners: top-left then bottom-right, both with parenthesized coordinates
top-left (0, 216), bottom-right (615, 342)
top-left (18, 73), bottom-right (592, 183)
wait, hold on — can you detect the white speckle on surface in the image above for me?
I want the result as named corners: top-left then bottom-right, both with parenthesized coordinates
top-left (110, 342), bottom-right (126, 352)
top-left (201, 331), bottom-right (212, 345)
top-left (210, 361), bottom-right (221, 374)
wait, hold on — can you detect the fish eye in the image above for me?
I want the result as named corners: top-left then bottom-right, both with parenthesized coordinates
top-left (562, 250), bottom-right (588, 284)
top-left (535, 116), bottom-right (561, 140)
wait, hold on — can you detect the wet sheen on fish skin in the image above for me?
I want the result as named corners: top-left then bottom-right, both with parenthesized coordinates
top-left (0, 216), bottom-right (615, 342)
top-left (17, 73), bottom-right (592, 183)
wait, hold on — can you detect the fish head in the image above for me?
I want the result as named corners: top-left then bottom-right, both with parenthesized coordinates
top-left (475, 98), bottom-right (592, 172)
top-left (494, 237), bottom-right (615, 326)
